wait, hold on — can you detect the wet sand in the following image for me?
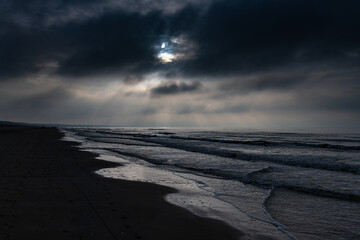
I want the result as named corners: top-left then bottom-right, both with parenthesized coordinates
top-left (0, 125), bottom-right (241, 240)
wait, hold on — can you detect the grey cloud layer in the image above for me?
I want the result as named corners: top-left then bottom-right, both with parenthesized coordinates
top-left (1, 0), bottom-right (359, 129)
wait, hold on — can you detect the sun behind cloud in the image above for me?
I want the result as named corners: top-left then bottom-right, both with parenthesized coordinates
top-left (158, 52), bottom-right (175, 63)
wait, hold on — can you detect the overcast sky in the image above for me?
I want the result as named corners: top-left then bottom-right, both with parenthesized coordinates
top-left (1, 0), bottom-right (359, 130)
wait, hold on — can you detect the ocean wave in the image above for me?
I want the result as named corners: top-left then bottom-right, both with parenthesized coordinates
top-left (176, 166), bottom-right (360, 202)
top-left (73, 129), bottom-right (360, 174)
top-left (67, 128), bottom-right (360, 202)
top-left (165, 136), bottom-right (360, 151)
top-left (135, 137), bottom-right (360, 175)
top-left (76, 129), bottom-right (360, 151)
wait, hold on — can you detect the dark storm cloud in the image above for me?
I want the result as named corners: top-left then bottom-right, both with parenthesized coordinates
top-left (0, 20), bottom-right (65, 80)
top-left (0, 1), bottom-right (202, 81)
top-left (0, 8), bottom-right (167, 81)
top-left (0, 0), bottom-right (198, 25)
top-left (1, 0), bottom-right (360, 84)
top-left (181, 0), bottom-right (360, 75)
top-left (56, 10), bottom-right (166, 77)
top-left (151, 81), bottom-right (201, 96)
top-left (0, 0), bottom-right (108, 26)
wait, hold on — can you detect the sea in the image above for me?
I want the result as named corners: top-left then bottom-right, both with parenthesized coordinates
top-left (61, 127), bottom-right (360, 240)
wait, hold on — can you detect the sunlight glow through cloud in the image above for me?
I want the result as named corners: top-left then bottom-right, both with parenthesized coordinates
top-left (158, 52), bottom-right (175, 63)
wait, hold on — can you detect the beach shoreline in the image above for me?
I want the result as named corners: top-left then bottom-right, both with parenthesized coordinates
top-left (0, 125), bottom-right (241, 240)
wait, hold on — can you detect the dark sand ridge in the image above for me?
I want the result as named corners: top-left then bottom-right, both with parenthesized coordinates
top-left (0, 125), bottom-right (242, 240)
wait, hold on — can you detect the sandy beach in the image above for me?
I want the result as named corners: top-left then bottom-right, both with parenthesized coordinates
top-left (0, 125), bottom-right (241, 240)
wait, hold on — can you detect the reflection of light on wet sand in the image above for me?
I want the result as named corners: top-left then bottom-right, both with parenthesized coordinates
top-left (95, 160), bottom-right (240, 222)
top-left (95, 155), bottom-right (287, 239)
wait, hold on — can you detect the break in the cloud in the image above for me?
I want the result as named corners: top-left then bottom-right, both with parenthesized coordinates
top-left (0, 0), bottom-right (359, 130)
